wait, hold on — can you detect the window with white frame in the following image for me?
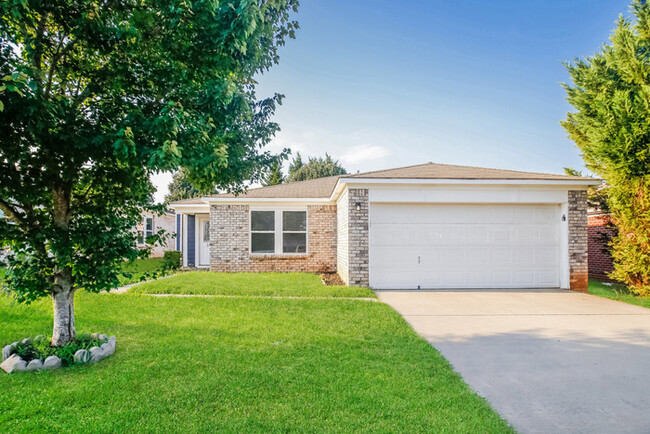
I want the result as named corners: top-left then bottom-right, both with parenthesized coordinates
top-left (138, 217), bottom-right (155, 245)
top-left (250, 210), bottom-right (307, 254)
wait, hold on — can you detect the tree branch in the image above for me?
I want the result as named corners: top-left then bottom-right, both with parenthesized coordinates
top-left (45, 36), bottom-right (75, 99)
top-left (32, 13), bottom-right (48, 82)
top-left (0, 198), bottom-right (26, 228)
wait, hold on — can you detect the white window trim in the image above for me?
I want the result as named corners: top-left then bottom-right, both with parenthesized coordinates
top-left (249, 207), bottom-right (308, 256)
top-left (138, 216), bottom-right (155, 246)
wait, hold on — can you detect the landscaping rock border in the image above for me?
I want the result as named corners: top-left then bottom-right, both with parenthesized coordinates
top-left (1, 334), bottom-right (116, 374)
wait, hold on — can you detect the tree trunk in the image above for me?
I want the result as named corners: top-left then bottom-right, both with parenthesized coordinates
top-left (51, 186), bottom-right (75, 346)
top-left (52, 282), bottom-right (76, 346)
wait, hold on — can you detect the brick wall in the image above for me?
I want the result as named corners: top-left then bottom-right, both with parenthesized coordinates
top-left (347, 188), bottom-right (369, 287)
top-left (568, 190), bottom-right (589, 291)
top-left (336, 189), bottom-right (349, 284)
top-left (588, 214), bottom-right (615, 282)
top-left (209, 204), bottom-right (337, 273)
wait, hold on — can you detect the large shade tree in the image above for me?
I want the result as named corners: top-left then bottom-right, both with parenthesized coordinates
top-left (562, 0), bottom-right (650, 294)
top-left (0, 0), bottom-right (297, 345)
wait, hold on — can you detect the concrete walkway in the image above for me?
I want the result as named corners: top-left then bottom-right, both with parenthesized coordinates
top-left (376, 289), bottom-right (650, 434)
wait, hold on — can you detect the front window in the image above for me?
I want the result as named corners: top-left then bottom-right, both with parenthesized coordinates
top-left (138, 217), bottom-right (155, 245)
top-left (250, 210), bottom-right (307, 254)
top-left (282, 211), bottom-right (307, 253)
top-left (145, 217), bottom-right (154, 239)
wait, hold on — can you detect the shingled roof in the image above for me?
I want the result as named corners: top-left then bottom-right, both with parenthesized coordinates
top-left (213, 175), bottom-right (341, 199)
top-left (348, 162), bottom-right (592, 181)
top-left (171, 162), bottom-right (596, 203)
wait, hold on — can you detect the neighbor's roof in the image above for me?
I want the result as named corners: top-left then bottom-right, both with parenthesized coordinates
top-left (170, 162), bottom-right (597, 203)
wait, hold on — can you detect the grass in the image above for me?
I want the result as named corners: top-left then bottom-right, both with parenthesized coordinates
top-left (0, 276), bottom-right (511, 432)
top-left (118, 257), bottom-right (166, 285)
top-left (130, 271), bottom-right (377, 298)
top-left (589, 279), bottom-right (650, 309)
top-left (0, 258), bottom-right (166, 288)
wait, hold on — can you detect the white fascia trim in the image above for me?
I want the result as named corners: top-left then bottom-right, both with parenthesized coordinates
top-left (169, 203), bottom-right (210, 209)
top-left (201, 197), bottom-right (333, 205)
top-left (328, 178), bottom-right (600, 201)
top-left (337, 177), bottom-right (601, 186)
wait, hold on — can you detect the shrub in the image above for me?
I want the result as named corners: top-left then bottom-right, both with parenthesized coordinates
top-left (163, 250), bottom-right (182, 270)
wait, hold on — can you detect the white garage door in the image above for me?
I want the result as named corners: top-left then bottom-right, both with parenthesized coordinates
top-left (369, 204), bottom-right (561, 289)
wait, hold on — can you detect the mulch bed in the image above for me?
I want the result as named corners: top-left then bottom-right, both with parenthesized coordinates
top-left (321, 273), bottom-right (345, 286)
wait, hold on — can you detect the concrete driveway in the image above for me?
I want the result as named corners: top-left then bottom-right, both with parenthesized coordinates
top-left (376, 289), bottom-right (650, 434)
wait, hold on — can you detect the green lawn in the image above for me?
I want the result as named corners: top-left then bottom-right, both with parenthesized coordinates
top-left (118, 257), bottom-right (166, 285)
top-left (131, 271), bottom-right (376, 298)
top-left (589, 279), bottom-right (650, 309)
top-left (0, 276), bottom-right (511, 432)
top-left (0, 258), bottom-right (165, 288)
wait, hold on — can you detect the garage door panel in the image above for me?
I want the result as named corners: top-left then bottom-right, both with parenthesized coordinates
top-left (537, 247), bottom-right (560, 264)
top-left (538, 226), bottom-right (559, 243)
top-left (537, 270), bottom-right (560, 286)
top-left (491, 271), bottom-right (513, 286)
top-left (369, 203), bottom-right (561, 289)
top-left (370, 270), bottom-right (418, 289)
top-left (468, 271), bottom-right (489, 285)
top-left (489, 248), bottom-right (513, 266)
top-left (535, 206), bottom-right (558, 223)
top-left (370, 225), bottom-right (429, 246)
top-left (514, 270), bottom-right (535, 285)
top-left (370, 247), bottom-right (419, 268)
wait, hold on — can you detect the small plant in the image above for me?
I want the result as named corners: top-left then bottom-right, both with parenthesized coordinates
top-left (163, 251), bottom-right (182, 270)
top-left (9, 334), bottom-right (105, 367)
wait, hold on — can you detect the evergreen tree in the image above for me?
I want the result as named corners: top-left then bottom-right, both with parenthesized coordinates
top-left (563, 168), bottom-right (610, 212)
top-left (287, 153), bottom-right (347, 182)
top-left (288, 152), bottom-right (304, 175)
top-left (263, 160), bottom-right (285, 186)
top-left (562, 0), bottom-right (650, 294)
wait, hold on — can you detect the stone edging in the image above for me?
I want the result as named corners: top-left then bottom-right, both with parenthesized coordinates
top-left (1, 334), bottom-right (116, 374)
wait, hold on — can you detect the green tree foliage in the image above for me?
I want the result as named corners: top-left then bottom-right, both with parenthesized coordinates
top-left (0, 0), bottom-right (298, 344)
top-left (262, 160), bottom-right (285, 186)
top-left (563, 168), bottom-right (610, 212)
top-left (287, 153), bottom-right (347, 182)
top-left (561, 0), bottom-right (650, 294)
top-left (165, 169), bottom-right (217, 204)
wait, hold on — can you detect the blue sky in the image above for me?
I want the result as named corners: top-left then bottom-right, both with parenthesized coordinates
top-left (153, 0), bottom-right (630, 201)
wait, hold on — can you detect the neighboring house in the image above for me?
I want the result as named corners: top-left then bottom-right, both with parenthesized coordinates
top-left (136, 210), bottom-right (177, 257)
top-left (587, 211), bottom-right (615, 282)
top-left (169, 162), bottom-right (599, 291)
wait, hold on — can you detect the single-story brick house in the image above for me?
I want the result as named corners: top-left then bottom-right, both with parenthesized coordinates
top-left (169, 162), bottom-right (599, 291)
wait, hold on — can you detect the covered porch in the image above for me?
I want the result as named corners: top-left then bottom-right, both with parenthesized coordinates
top-left (171, 202), bottom-right (211, 268)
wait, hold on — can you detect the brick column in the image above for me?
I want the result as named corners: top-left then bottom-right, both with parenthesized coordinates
top-left (348, 188), bottom-right (369, 287)
top-left (568, 190), bottom-right (589, 292)
top-left (210, 204), bottom-right (249, 272)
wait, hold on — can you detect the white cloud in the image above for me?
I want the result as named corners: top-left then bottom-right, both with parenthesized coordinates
top-left (338, 144), bottom-right (391, 166)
